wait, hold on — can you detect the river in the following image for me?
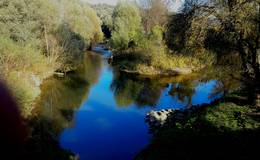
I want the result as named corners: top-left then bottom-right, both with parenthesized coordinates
top-left (34, 47), bottom-right (223, 160)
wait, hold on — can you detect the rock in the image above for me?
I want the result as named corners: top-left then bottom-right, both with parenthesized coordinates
top-left (146, 107), bottom-right (194, 131)
top-left (146, 109), bottom-right (175, 129)
top-left (146, 100), bottom-right (222, 133)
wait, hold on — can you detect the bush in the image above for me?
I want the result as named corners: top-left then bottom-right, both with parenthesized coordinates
top-left (205, 103), bottom-right (260, 131)
top-left (0, 36), bottom-right (54, 117)
top-left (0, 0), bottom-right (103, 116)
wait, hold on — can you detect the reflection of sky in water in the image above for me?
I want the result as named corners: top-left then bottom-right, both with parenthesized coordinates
top-left (192, 80), bottom-right (220, 104)
top-left (155, 80), bottom-right (219, 110)
top-left (60, 54), bottom-right (219, 160)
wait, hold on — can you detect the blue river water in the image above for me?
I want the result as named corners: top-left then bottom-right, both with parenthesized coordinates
top-left (57, 47), bottom-right (220, 160)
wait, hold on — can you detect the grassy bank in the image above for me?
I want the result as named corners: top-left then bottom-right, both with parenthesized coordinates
top-left (136, 93), bottom-right (260, 159)
top-left (111, 49), bottom-right (215, 76)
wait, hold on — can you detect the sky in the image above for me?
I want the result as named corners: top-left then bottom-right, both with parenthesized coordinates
top-left (87, 0), bottom-right (123, 5)
top-left (85, 0), bottom-right (184, 12)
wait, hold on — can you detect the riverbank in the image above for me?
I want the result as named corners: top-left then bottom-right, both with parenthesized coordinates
top-left (137, 91), bottom-right (260, 159)
top-left (109, 50), bottom-right (214, 77)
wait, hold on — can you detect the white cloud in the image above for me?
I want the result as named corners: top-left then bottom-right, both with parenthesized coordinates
top-left (170, 0), bottom-right (184, 12)
top-left (83, 0), bottom-right (123, 6)
top-left (83, 0), bottom-right (183, 12)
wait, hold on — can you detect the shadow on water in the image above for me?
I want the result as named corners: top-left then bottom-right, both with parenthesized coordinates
top-left (25, 53), bottom-right (103, 159)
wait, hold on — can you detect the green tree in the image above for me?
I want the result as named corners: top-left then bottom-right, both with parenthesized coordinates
top-left (167, 0), bottom-right (260, 106)
top-left (208, 0), bottom-right (260, 106)
top-left (93, 4), bottom-right (114, 39)
top-left (139, 0), bottom-right (169, 33)
top-left (0, 0), bottom-right (103, 114)
top-left (111, 2), bottom-right (143, 51)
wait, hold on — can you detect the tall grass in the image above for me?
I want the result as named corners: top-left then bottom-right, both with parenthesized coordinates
top-left (113, 40), bottom-right (216, 75)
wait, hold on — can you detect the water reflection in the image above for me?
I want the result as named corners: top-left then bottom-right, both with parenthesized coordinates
top-left (169, 81), bottom-right (196, 107)
top-left (110, 71), bottom-right (163, 107)
top-left (26, 53), bottom-right (103, 159)
top-left (35, 53), bottom-right (102, 128)
top-left (111, 72), bottom-right (203, 108)
top-left (59, 58), bottom-right (223, 160)
top-left (29, 51), bottom-right (240, 160)
top-left (110, 67), bottom-right (241, 109)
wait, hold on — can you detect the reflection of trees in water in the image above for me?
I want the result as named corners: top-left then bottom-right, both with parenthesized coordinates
top-left (169, 81), bottom-right (196, 106)
top-left (26, 53), bottom-right (102, 159)
top-left (35, 53), bottom-right (102, 130)
top-left (111, 77), bottom-right (144, 107)
top-left (111, 71), bottom-right (165, 107)
top-left (202, 67), bottom-right (242, 100)
top-left (212, 79), bottom-right (240, 97)
top-left (76, 52), bottom-right (103, 84)
top-left (136, 83), bottom-right (162, 107)
top-left (34, 76), bottom-right (89, 131)
top-left (111, 71), bottom-right (198, 108)
top-left (111, 68), bottom-right (240, 108)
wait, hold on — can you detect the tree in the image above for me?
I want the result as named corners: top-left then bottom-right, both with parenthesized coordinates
top-left (139, 0), bottom-right (169, 33)
top-left (92, 4), bottom-right (114, 39)
top-left (60, 0), bottom-right (103, 48)
top-left (0, 0), bottom-right (104, 112)
top-left (167, 0), bottom-right (260, 106)
top-left (165, 0), bottom-right (207, 52)
top-left (110, 2), bottom-right (143, 51)
top-left (209, 0), bottom-right (260, 106)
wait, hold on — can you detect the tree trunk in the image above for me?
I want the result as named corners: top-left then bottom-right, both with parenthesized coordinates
top-left (256, 91), bottom-right (260, 108)
top-left (44, 25), bottom-right (49, 55)
top-left (255, 3), bottom-right (260, 108)
top-left (238, 32), bottom-right (248, 74)
top-left (256, 2), bottom-right (260, 83)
